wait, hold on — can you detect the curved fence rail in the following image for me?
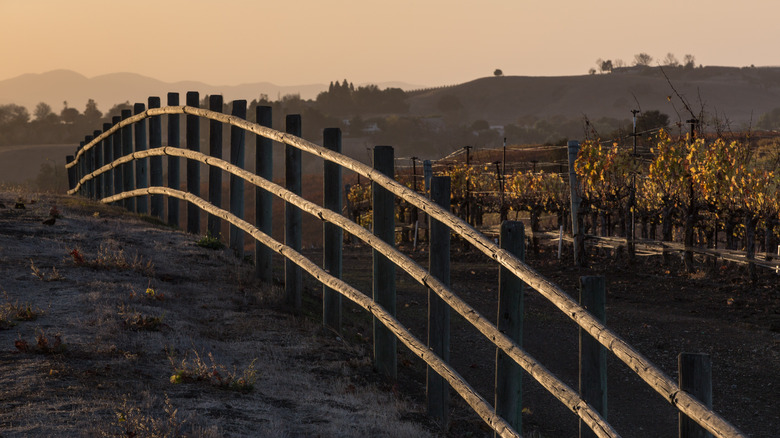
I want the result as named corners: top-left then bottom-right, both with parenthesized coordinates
top-left (65, 102), bottom-right (746, 438)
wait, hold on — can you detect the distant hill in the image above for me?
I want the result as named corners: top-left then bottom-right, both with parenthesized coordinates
top-left (0, 70), bottom-right (424, 113)
top-left (407, 66), bottom-right (780, 128)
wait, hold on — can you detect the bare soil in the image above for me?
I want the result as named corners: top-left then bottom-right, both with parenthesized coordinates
top-left (1, 188), bottom-right (777, 437)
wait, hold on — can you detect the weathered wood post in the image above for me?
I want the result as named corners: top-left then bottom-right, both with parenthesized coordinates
top-left (568, 140), bottom-right (584, 266)
top-left (186, 91), bottom-right (201, 234)
top-left (148, 96), bottom-right (163, 220)
top-left (111, 115), bottom-right (122, 203)
top-left (121, 109), bottom-right (135, 211)
top-left (255, 106), bottom-right (273, 282)
top-left (85, 134), bottom-right (94, 199)
top-left (229, 100), bottom-right (247, 256)
top-left (285, 115), bottom-right (303, 310)
top-left (496, 220), bottom-right (525, 434)
top-left (323, 128), bottom-right (343, 332)
top-left (428, 175), bottom-right (451, 428)
top-left (423, 159), bottom-right (432, 192)
top-left (579, 275), bottom-right (607, 438)
top-left (76, 142), bottom-right (84, 197)
top-left (133, 103), bottom-right (148, 214)
top-left (373, 145), bottom-right (397, 379)
top-left (66, 155), bottom-right (76, 191)
top-left (102, 122), bottom-right (113, 198)
top-left (679, 353), bottom-right (713, 438)
top-left (207, 95), bottom-right (223, 240)
top-left (167, 93), bottom-right (180, 228)
top-left (92, 130), bottom-right (103, 200)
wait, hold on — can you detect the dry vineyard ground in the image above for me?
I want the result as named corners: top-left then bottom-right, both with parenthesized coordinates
top-left (0, 188), bottom-right (440, 437)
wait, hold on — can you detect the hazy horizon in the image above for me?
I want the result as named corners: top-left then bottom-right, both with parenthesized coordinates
top-left (3, 0), bottom-right (779, 87)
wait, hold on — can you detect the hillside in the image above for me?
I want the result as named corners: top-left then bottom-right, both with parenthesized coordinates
top-left (408, 66), bottom-right (780, 127)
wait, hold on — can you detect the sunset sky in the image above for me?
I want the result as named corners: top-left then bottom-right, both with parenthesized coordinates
top-left (2, 0), bottom-right (778, 86)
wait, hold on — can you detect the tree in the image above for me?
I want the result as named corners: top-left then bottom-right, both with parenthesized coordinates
top-left (84, 99), bottom-right (102, 122)
top-left (588, 68), bottom-right (597, 75)
top-left (600, 59), bottom-right (613, 73)
top-left (662, 53), bottom-right (679, 67)
top-left (683, 54), bottom-right (696, 69)
top-left (636, 110), bottom-right (670, 132)
top-left (33, 102), bottom-right (54, 122)
top-left (613, 59), bottom-right (626, 68)
top-left (60, 103), bottom-right (80, 125)
top-left (494, 69), bottom-right (503, 77)
top-left (633, 52), bottom-right (653, 66)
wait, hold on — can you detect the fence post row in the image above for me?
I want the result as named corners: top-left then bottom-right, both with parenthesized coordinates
top-left (167, 93), bottom-right (180, 228)
top-left (134, 103), bottom-right (148, 215)
top-left (207, 95), bottom-right (223, 240)
top-left (428, 175), bottom-right (451, 428)
top-left (579, 275), bottom-right (607, 438)
top-left (148, 96), bottom-right (163, 220)
top-left (64, 99), bottom-right (748, 438)
top-left (372, 145), bottom-right (397, 379)
top-left (229, 100), bottom-right (247, 256)
top-left (285, 114), bottom-right (303, 311)
top-left (495, 220), bottom-right (525, 434)
top-left (255, 105), bottom-right (273, 283)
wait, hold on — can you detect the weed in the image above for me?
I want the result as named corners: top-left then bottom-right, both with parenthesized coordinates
top-left (118, 304), bottom-right (165, 332)
top-left (0, 293), bottom-right (43, 329)
top-left (67, 245), bottom-right (155, 276)
top-left (167, 349), bottom-right (257, 392)
top-left (15, 329), bottom-right (65, 354)
top-left (104, 394), bottom-right (183, 438)
top-left (49, 205), bottom-right (61, 218)
top-left (30, 259), bottom-right (64, 281)
top-left (196, 232), bottom-right (224, 250)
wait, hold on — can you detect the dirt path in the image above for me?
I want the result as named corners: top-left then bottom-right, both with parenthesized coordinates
top-left (0, 189), bottom-right (436, 437)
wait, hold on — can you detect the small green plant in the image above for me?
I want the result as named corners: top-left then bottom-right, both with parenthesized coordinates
top-left (67, 245), bottom-right (154, 276)
top-left (196, 232), bottom-right (224, 250)
top-left (30, 259), bottom-right (64, 281)
top-left (167, 349), bottom-right (257, 392)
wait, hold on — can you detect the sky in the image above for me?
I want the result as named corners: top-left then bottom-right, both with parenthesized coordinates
top-left (2, 0), bottom-right (779, 87)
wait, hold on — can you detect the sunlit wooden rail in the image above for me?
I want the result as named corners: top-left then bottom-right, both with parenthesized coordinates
top-left (64, 95), bottom-right (746, 438)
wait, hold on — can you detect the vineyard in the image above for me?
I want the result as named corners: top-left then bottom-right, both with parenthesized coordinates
top-left (346, 131), bottom-right (780, 275)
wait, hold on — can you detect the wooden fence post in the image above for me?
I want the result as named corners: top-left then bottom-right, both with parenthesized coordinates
top-left (579, 275), bottom-right (607, 438)
top-left (423, 159), bottom-right (432, 193)
top-left (133, 103), bottom-right (148, 214)
top-left (679, 353), bottom-right (713, 438)
top-left (207, 95), bottom-right (223, 240)
top-left (85, 134), bottom-right (95, 199)
top-left (428, 175), bottom-right (451, 428)
top-left (167, 93), bottom-right (180, 228)
top-left (148, 96), bottom-right (163, 220)
top-left (186, 91), bottom-right (200, 234)
top-left (323, 128), bottom-right (343, 332)
top-left (102, 122), bottom-right (113, 198)
top-left (92, 130), bottom-right (103, 200)
top-left (76, 142), bottom-right (84, 197)
top-left (373, 145), bottom-right (397, 379)
top-left (111, 115), bottom-right (122, 203)
top-left (568, 140), bottom-right (584, 266)
top-left (255, 105), bottom-right (273, 282)
top-left (121, 109), bottom-right (134, 212)
top-left (496, 220), bottom-right (525, 434)
top-left (229, 100), bottom-right (247, 256)
top-left (87, 135), bottom-right (95, 199)
top-left (66, 155), bottom-right (76, 191)
top-left (285, 114), bottom-right (303, 310)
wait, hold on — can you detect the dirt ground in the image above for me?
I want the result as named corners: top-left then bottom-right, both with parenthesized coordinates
top-left (0, 187), bottom-right (777, 437)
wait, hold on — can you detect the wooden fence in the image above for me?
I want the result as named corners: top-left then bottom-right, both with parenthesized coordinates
top-left (64, 94), bottom-right (746, 438)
